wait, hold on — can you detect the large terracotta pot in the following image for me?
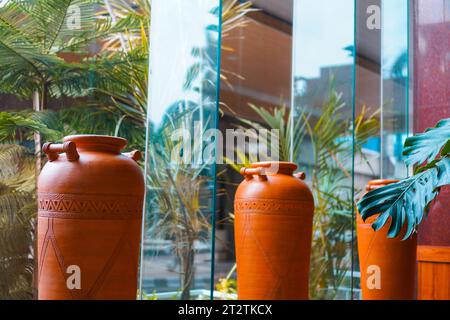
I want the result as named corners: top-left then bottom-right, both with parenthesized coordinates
top-left (37, 135), bottom-right (144, 300)
top-left (357, 179), bottom-right (417, 300)
top-left (234, 162), bottom-right (314, 300)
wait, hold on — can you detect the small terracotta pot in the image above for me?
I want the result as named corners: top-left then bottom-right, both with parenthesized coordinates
top-left (37, 135), bottom-right (145, 300)
top-left (234, 162), bottom-right (314, 300)
top-left (357, 179), bottom-right (417, 300)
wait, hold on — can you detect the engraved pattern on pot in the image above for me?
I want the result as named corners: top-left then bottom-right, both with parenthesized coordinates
top-left (38, 192), bottom-right (143, 219)
top-left (235, 198), bottom-right (313, 214)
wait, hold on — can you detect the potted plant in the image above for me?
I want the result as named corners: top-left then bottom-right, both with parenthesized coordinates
top-left (358, 118), bottom-right (450, 240)
top-left (357, 118), bottom-right (450, 299)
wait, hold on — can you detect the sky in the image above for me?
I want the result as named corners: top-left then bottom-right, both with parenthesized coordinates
top-left (293, 0), bottom-right (355, 79)
top-left (148, 0), bottom-right (219, 127)
top-left (292, 0), bottom-right (408, 79)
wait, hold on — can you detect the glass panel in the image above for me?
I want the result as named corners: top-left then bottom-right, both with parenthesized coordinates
top-left (354, 0), bottom-right (410, 299)
top-left (139, 0), bottom-right (222, 300)
top-left (215, 0), bottom-right (294, 300)
top-left (291, 0), bottom-right (356, 300)
top-left (380, 0), bottom-right (410, 179)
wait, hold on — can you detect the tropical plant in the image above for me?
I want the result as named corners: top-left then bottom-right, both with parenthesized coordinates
top-left (0, 0), bottom-right (254, 132)
top-left (0, 0), bottom-right (142, 165)
top-left (0, 0), bottom-right (139, 102)
top-left (145, 107), bottom-right (216, 300)
top-left (358, 118), bottom-right (450, 239)
top-left (95, 0), bottom-right (255, 134)
top-left (0, 1), bottom-right (143, 301)
top-left (98, 0), bottom-right (255, 52)
top-left (0, 111), bottom-right (59, 142)
top-left (141, 3), bottom-right (240, 290)
top-left (97, 0), bottom-right (150, 51)
top-left (229, 89), bottom-right (378, 299)
top-left (0, 144), bottom-right (36, 299)
top-left (215, 266), bottom-right (237, 296)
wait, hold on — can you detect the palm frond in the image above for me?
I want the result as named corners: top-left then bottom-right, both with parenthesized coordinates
top-left (0, 1), bottom-right (37, 43)
top-left (97, 0), bottom-right (150, 51)
top-left (0, 0), bottom-right (138, 100)
top-left (59, 12), bottom-right (142, 53)
top-left (239, 102), bottom-right (308, 162)
top-left (221, 0), bottom-right (257, 35)
top-left (31, 0), bottom-right (88, 51)
top-left (0, 144), bottom-right (35, 192)
top-left (0, 143), bottom-right (36, 300)
top-left (0, 111), bottom-right (59, 142)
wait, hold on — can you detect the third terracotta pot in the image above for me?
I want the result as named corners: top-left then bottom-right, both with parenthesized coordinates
top-left (357, 179), bottom-right (417, 300)
top-left (234, 162), bottom-right (314, 300)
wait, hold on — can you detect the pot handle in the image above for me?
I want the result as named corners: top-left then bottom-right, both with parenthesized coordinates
top-left (294, 172), bottom-right (306, 180)
top-left (43, 142), bottom-right (79, 162)
top-left (123, 150), bottom-right (142, 162)
top-left (240, 167), bottom-right (267, 181)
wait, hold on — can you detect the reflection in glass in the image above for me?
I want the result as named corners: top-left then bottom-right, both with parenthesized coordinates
top-left (380, 0), bottom-right (409, 179)
top-left (353, 0), bottom-right (410, 299)
top-left (292, 0), bottom-right (358, 300)
top-left (140, 0), bottom-right (222, 300)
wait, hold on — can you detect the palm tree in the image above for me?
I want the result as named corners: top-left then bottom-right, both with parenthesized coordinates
top-left (0, 0), bottom-right (138, 163)
top-left (0, 0), bottom-right (139, 101)
top-left (145, 107), bottom-right (214, 299)
top-left (0, 0), bottom-right (255, 146)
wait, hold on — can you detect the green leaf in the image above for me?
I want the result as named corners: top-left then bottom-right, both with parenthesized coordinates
top-left (402, 118), bottom-right (450, 166)
top-left (0, 111), bottom-right (59, 142)
top-left (357, 157), bottom-right (450, 239)
top-left (441, 140), bottom-right (450, 157)
top-left (0, 144), bottom-right (36, 300)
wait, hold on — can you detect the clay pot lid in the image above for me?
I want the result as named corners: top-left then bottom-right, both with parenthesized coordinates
top-left (64, 135), bottom-right (127, 153)
top-left (251, 161), bottom-right (298, 174)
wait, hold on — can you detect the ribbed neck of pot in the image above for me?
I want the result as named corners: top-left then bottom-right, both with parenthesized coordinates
top-left (251, 161), bottom-right (297, 175)
top-left (63, 135), bottom-right (127, 154)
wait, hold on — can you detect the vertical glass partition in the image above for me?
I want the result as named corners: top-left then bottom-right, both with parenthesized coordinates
top-left (140, 0), bottom-right (222, 300)
top-left (354, 1), bottom-right (410, 190)
top-left (353, 0), bottom-right (410, 299)
top-left (380, 0), bottom-right (410, 179)
top-left (215, 0), bottom-right (294, 300)
top-left (291, 0), bottom-right (356, 299)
